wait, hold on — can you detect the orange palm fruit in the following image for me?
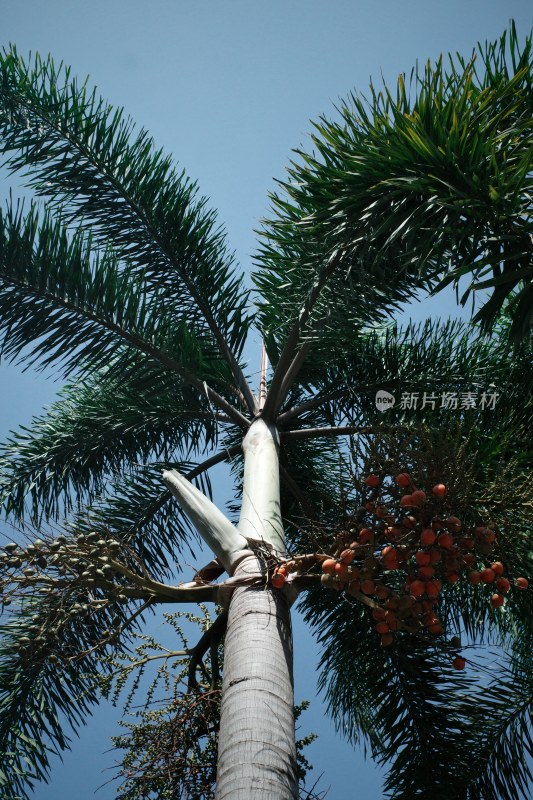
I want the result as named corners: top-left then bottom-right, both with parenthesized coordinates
top-left (420, 528), bottom-right (436, 546)
top-left (496, 577), bottom-right (510, 593)
top-left (271, 572), bottom-right (286, 589)
top-left (322, 558), bottom-right (337, 575)
top-left (411, 490), bottom-right (426, 506)
top-left (410, 580), bottom-right (425, 598)
top-left (395, 473), bottom-right (411, 487)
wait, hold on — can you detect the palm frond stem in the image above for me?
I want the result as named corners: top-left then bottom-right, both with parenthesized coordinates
top-left (281, 426), bottom-right (376, 442)
top-left (261, 249), bottom-right (343, 420)
top-left (277, 390), bottom-right (348, 424)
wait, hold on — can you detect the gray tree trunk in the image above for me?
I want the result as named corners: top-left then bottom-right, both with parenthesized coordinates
top-left (215, 555), bottom-right (297, 798)
top-left (215, 420), bottom-right (298, 799)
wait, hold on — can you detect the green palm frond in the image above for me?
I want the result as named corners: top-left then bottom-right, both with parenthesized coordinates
top-left (0, 591), bottom-right (138, 800)
top-left (277, 319), bottom-right (498, 422)
top-left (384, 653), bottom-right (533, 800)
top-left (301, 587), bottom-right (532, 800)
top-left (464, 660), bottom-right (532, 800)
top-left (0, 361), bottom-right (221, 524)
top-left (256, 23), bottom-right (532, 378)
top-left (0, 202), bottom-right (232, 387)
top-left (282, 318), bottom-right (532, 458)
top-left (300, 587), bottom-right (467, 756)
top-left (0, 48), bottom-right (253, 372)
top-left (66, 462), bottom-right (212, 577)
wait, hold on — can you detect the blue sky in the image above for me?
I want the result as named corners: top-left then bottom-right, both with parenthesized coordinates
top-left (1, 2), bottom-right (532, 798)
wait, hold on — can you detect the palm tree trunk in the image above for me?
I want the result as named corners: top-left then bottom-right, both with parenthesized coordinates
top-left (215, 420), bottom-right (298, 799)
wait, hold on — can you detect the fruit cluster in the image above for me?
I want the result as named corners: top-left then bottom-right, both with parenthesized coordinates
top-left (270, 472), bottom-right (528, 667)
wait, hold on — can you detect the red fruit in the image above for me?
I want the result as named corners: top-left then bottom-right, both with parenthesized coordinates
top-left (395, 473), bottom-right (411, 488)
top-left (384, 560), bottom-right (400, 572)
top-left (481, 568), bottom-right (496, 584)
top-left (271, 572), bottom-right (286, 589)
top-left (365, 474), bottom-right (380, 488)
top-left (516, 577), bottom-right (529, 589)
top-left (382, 546), bottom-right (398, 560)
top-left (496, 577), bottom-right (510, 594)
top-left (460, 537), bottom-right (475, 550)
top-left (446, 572), bottom-right (460, 584)
top-left (491, 593), bottom-right (505, 608)
top-left (372, 607), bottom-right (386, 621)
top-left (415, 551), bottom-right (431, 567)
top-left (386, 526), bottom-right (402, 540)
top-left (453, 656), bottom-right (466, 670)
top-left (402, 515), bottom-right (417, 529)
top-left (361, 579), bottom-right (376, 595)
top-left (322, 558), bottom-right (337, 575)
top-left (359, 528), bottom-right (373, 544)
top-left (381, 633), bottom-right (394, 647)
top-left (335, 563), bottom-right (349, 581)
top-left (429, 548), bottom-right (442, 564)
top-left (491, 561), bottom-right (504, 577)
top-left (463, 553), bottom-right (476, 567)
top-left (469, 570), bottom-right (482, 585)
top-left (376, 621), bottom-right (390, 634)
top-left (432, 484), bottom-right (447, 498)
top-left (418, 566), bottom-right (435, 579)
top-left (375, 584), bottom-right (391, 600)
top-left (411, 490), bottom-right (426, 506)
top-left (426, 581), bottom-right (441, 599)
top-left (479, 527), bottom-right (496, 543)
top-left (446, 516), bottom-right (462, 531)
top-left (438, 533), bottom-right (454, 550)
top-left (428, 623), bottom-right (444, 635)
top-left (420, 528), bottom-right (436, 546)
top-left (400, 494), bottom-right (414, 507)
top-left (410, 580), bottom-right (425, 598)
top-left (339, 549), bottom-right (355, 565)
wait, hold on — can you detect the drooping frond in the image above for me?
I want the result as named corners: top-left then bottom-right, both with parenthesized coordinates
top-left (66, 462), bottom-right (213, 578)
top-left (255, 23), bottom-right (533, 405)
top-left (0, 48), bottom-right (253, 401)
top-left (0, 590), bottom-right (139, 800)
top-left (0, 202), bottom-right (232, 386)
top-left (301, 586), bottom-right (532, 800)
top-left (0, 359), bottom-right (220, 524)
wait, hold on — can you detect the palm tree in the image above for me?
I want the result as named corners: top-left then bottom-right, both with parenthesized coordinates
top-left (0, 23), bottom-right (531, 800)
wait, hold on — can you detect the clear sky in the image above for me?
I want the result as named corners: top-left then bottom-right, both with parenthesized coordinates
top-left (1, 2), bottom-right (532, 799)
